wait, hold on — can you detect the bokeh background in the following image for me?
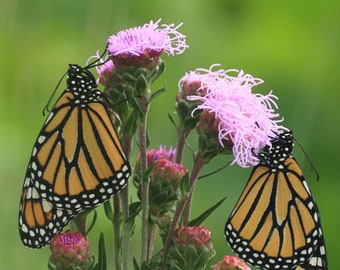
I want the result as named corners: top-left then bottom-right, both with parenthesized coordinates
top-left (1, 0), bottom-right (339, 269)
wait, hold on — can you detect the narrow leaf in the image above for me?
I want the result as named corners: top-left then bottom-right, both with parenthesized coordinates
top-left (133, 257), bottom-right (140, 270)
top-left (94, 231), bottom-right (107, 270)
top-left (188, 196), bottom-right (227, 226)
top-left (85, 210), bottom-right (97, 236)
top-left (103, 200), bottom-right (113, 221)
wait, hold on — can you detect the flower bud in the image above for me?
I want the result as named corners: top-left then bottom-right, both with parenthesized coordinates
top-left (135, 145), bottom-right (176, 176)
top-left (48, 231), bottom-right (92, 270)
top-left (148, 158), bottom-right (187, 216)
top-left (174, 226), bottom-right (213, 250)
top-left (196, 110), bottom-right (233, 162)
top-left (151, 158), bottom-right (187, 187)
top-left (213, 255), bottom-right (251, 270)
top-left (168, 226), bottom-right (215, 270)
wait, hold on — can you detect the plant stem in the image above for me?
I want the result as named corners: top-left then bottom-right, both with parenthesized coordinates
top-left (120, 184), bottom-right (129, 270)
top-left (160, 152), bottom-right (206, 269)
top-left (113, 195), bottom-right (121, 270)
top-left (137, 94), bottom-right (150, 265)
top-left (182, 153), bottom-right (206, 224)
top-left (175, 126), bottom-right (186, 164)
top-left (121, 134), bottom-right (133, 270)
top-left (147, 219), bottom-right (157, 261)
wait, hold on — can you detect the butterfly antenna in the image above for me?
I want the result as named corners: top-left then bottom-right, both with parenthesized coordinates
top-left (43, 70), bottom-right (68, 116)
top-left (86, 46), bottom-right (109, 69)
top-left (294, 138), bottom-right (320, 181)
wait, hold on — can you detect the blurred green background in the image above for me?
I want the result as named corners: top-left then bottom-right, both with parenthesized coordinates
top-left (1, 0), bottom-right (339, 269)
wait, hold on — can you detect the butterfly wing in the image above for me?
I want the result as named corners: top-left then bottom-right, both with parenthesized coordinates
top-left (19, 64), bottom-right (131, 248)
top-left (19, 170), bottom-right (74, 248)
top-left (225, 155), bottom-right (327, 270)
top-left (30, 90), bottom-right (130, 214)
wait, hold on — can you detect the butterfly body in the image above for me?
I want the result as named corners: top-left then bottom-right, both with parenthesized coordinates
top-left (19, 64), bottom-right (130, 248)
top-left (225, 131), bottom-right (327, 270)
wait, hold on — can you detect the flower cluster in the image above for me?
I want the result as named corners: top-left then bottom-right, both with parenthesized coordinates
top-left (213, 255), bottom-right (251, 270)
top-left (134, 146), bottom-right (187, 216)
top-left (48, 231), bottom-right (92, 270)
top-left (173, 226), bottom-right (213, 250)
top-left (107, 19), bottom-right (188, 58)
top-left (168, 226), bottom-right (216, 270)
top-left (186, 65), bottom-right (286, 167)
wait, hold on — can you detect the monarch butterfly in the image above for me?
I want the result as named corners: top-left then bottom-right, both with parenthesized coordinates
top-left (225, 131), bottom-right (327, 270)
top-left (19, 63), bottom-right (131, 248)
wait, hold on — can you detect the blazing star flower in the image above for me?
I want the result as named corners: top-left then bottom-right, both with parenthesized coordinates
top-left (135, 146), bottom-right (176, 176)
top-left (178, 64), bottom-right (227, 101)
top-left (174, 226), bottom-right (213, 251)
top-left (49, 231), bottom-right (92, 270)
top-left (148, 159), bottom-right (188, 215)
top-left (213, 255), bottom-right (251, 270)
top-left (187, 65), bottom-right (287, 167)
top-left (141, 145), bottom-right (176, 168)
top-left (107, 19), bottom-right (188, 59)
top-left (169, 226), bottom-right (215, 270)
top-left (151, 158), bottom-right (187, 186)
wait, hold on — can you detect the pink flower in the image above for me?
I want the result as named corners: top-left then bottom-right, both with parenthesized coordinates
top-left (174, 226), bottom-right (213, 250)
top-left (145, 145), bottom-right (177, 166)
top-left (213, 255), bottom-right (251, 270)
top-left (187, 65), bottom-right (287, 167)
top-left (49, 231), bottom-right (92, 270)
top-left (135, 145), bottom-right (177, 176)
top-left (107, 19), bottom-right (188, 66)
top-left (151, 158), bottom-right (188, 186)
top-left (107, 19), bottom-right (188, 58)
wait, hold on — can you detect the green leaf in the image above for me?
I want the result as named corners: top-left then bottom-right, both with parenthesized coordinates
top-left (94, 231), bottom-right (107, 270)
top-left (180, 172), bottom-right (190, 196)
top-left (188, 196), bottom-right (227, 226)
top-left (150, 60), bottom-right (166, 83)
top-left (167, 112), bottom-right (178, 128)
top-left (135, 73), bottom-right (147, 96)
top-left (133, 257), bottom-right (140, 270)
top-left (150, 82), bottom-right (166, 101)
top-left (85, 210), bottom-right (97, 236)
top-left (103, 200), bottom-right (113, 221)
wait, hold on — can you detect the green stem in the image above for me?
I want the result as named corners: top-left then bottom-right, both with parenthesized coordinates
top-left (175, 126), bottom-right (186, 164)
top-left (160, 152), bottom-right (206, 269)
top-left (121, 184), bottom-right (129, 270)
top-left (182, 153), bottom-right (206, 224)
top-left (137, 94), bottom-right (150, 265)
top-left (113, 195), bottom-right (121, 270)
top-left (72, 214), bottom-right (87, 235)
top-left (147, 219), bottom-right (157, 261)
top-left (121, 134), bottom-right (133, 270)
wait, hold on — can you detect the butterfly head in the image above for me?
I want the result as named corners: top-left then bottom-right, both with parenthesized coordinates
top-left (257, 130), bottom-right (294, 166)
top-left (67, 64), bottom-right (97, 93)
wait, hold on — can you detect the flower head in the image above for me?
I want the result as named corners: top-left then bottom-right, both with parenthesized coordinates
top-left (108, 19), bottom-right (188, 59)
top-left (169, 226), bottom-right (215, 269)
top-left (213, 255), bottom-right (251, 270)
top-left (151, 158), bottom-right (187, 186)
top-left (49, 231), bottom-right (92, 270)
top-left (187, 65), bottom-right (287, 167)
top-left (177, 65), bottom-right (226, 102)
top-left (145, 145), bottom-right (177, 167)
top-left (107, 19), bottom-right (187, 70)
top-left (174, 226), bottom-right (213, 250)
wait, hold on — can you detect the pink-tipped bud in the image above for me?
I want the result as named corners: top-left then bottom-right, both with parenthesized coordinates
top-left (213, 255), bottom-right (251, 270)
top-left (49, 231), bottom-right (92, 270)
